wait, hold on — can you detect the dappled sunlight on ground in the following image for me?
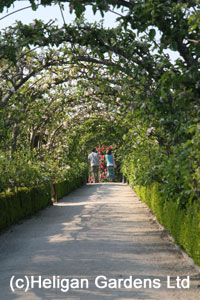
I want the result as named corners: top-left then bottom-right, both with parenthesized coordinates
top-left (0, 183), bottom-right (199, 300)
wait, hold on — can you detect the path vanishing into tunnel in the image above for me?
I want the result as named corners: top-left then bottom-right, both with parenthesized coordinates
top-left (0, 183), bottom-right (199, 300)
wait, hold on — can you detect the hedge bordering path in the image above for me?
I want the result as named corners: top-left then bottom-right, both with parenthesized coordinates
top-left (133, 183), bottom-right (200, 267)
top-left (0, 174), bottom-right (87, 231)
top-left (0, 183), bottom-right (199, 300)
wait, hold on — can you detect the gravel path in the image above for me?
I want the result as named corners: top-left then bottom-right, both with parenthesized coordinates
top-left (0, 183), bottom-right (199, 300)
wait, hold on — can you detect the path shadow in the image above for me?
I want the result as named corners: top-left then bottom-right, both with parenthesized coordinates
top-left (0, 183), bottom-right (199, 300)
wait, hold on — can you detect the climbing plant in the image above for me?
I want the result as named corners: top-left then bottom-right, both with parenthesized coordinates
top-left (0, 0), bottom-right (200, 265)
top-left (0, 0), bottom-right (199, 208)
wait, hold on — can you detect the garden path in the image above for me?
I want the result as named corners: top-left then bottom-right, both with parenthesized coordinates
top-left (0, 183), bottom-right (199, 300)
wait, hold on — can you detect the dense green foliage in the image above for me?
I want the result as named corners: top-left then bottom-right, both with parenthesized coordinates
top-left (0, 172), bottom-right (86, 231)
top-left (133, 183), bottom-right (200, 266)
top-left (0, 185), bottom-right (51, 230)
top-left (0, 0), bottom-right (199, 263)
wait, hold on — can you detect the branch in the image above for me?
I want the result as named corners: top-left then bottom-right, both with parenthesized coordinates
top-left (53, 0), bottom-right (134, 9)
top-left (75, 55), bottom-right (132, 74)
top-left (0, 5), bottom-right (34, 21)
top-left (187, 39), bottom-right (200, 45)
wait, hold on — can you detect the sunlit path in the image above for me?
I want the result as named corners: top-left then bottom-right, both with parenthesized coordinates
top-left (0, 183), bottom-right (199, 300)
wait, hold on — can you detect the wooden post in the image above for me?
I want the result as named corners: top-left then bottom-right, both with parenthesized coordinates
top-left (50, 179), bottom-right (58, 203)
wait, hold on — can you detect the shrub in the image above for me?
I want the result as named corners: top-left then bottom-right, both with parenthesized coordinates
top-left (0, 171), bottom-right (87, 231)
top-left (133, 184), bottom-right (200, 266)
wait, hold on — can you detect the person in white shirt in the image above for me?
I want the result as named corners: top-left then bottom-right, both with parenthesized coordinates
top-left (88, 148), bottom-right (99, 183)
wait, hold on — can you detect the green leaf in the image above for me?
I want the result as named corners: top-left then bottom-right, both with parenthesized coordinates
top-left (149, 29), bottom-right (156, 41)
top-left (170, 41), bottom-right (178, 51)
top-left (92, 5), bottom-right (97, 15)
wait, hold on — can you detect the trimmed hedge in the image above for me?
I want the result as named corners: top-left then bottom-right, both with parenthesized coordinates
top-left (55, 175), bottom-right (87, 200)
top-left (0, 185), bottom-right (51, 230)
top-left (0, 173), bottom-right (87, 231)
top-left (132, 183), bottom-right (200, 266)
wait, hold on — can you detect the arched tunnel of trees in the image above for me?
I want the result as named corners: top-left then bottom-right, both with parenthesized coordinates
top-left (0, 0), bottom-right (200, 264)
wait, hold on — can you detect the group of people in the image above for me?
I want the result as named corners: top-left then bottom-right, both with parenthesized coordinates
top-left (88, 148), bottom-right (116, 183)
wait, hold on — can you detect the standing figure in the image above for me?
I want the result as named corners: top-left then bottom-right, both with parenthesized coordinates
top-left (105, 149), bottom-right (116, 179)
top-left (88, 148), bottom-right (99, 183)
